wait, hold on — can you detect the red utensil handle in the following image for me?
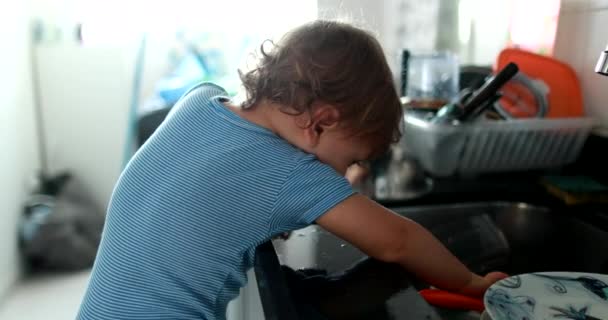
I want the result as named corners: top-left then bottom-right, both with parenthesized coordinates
top-left (419, 289), bottom-right (485, 313)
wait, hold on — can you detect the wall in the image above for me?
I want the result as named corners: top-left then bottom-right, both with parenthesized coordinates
top-left (0, 1), bottom-right (40, 298)
top-left (554, 0), bottom-right (608, 130)
top-left (35, 46), bottom-right (133, 211)
top-left (317, 0), bottom-right (391, 62)
top-left (318, 0), bottom-right (387, 38)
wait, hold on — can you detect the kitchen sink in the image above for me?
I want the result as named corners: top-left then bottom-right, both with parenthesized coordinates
top-left (392, 202), bottom-right (608, 275)
top-left (258, 201), bottom-right (608, 320)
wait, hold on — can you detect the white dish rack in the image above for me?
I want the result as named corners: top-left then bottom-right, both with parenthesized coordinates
top-left (402, 114), bottom-right (595, 176)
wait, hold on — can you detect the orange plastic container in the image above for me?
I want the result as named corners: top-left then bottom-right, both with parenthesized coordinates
top-left (496, 48), bottom-right (584, 118)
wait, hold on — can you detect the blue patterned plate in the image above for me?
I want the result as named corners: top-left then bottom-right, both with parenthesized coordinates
top-left (484, 272), bottom-right (608, 320)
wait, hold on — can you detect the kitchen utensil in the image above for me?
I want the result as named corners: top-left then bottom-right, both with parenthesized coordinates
top-left (432, 63), bottom-right (519, 124)
top-left (460, 63), bottom-right (519, 119)
top-left (484, 272), bottom-right (608, 320)
top-left (405, 51), bottom-right (460, 110)
top-left (419, 289), bottom-right (485, 312)
top-left (496, 48), bottom-right (584, 118)
top-left (400, 49), bottom-right (410, 96)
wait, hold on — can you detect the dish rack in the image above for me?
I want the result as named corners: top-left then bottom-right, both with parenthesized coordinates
top-left (402, 114), bottom-right (595, 176)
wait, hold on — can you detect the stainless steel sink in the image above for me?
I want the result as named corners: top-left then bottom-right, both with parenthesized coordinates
top-left (260, 202), bottom-right (608, 320)
top-left (392, 202), bottom-right (608, 275)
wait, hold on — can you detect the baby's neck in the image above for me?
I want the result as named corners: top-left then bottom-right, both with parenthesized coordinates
top-left (226, 101), bottom-right (309, 151)
top-left (226, 100), bottom-right (278, 133)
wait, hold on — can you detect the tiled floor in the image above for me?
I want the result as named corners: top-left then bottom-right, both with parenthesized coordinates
top-left (0, 269), bottom-right (91, 320)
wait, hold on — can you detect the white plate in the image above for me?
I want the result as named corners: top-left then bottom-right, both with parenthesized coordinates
top-left (484, 272), bottom-right (608, 320)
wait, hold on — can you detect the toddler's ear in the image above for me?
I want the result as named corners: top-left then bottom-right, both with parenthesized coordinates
top-left (303, 104), bottom-right (340, 146)
top-left (311, 104), bottom-right (340, 130)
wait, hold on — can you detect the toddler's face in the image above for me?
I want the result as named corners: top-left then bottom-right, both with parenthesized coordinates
top-left (314, 130), bottom-right (373, 176)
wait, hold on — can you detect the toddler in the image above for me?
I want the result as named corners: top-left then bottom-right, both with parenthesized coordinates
top-left (78, 20), bottom-right (506, 320)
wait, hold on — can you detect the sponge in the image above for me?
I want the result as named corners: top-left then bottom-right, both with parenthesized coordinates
top-left (542, 175), bottom-right (608, 205)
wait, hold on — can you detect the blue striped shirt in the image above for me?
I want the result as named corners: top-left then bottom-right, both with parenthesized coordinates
top-left (77, 83), bottom-right (354, 319)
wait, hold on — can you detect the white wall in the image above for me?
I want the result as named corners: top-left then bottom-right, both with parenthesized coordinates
top-left (317, 0), bottom-right (392, 66)
top-left (0, 1), bottom-right (40, 298)
top-left (35, 45), bottom-right (133, 211)
top-left (318, 0), bottom-right (387, 38)
top-left (554, 0), bottom-right (608, 130)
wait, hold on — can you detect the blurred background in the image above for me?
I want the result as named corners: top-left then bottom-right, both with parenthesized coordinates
top-left (1, 0), bottom-right (607, 319)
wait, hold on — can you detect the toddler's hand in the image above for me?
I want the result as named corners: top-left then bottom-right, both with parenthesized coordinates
top-left (484, 271), bottom-right (510, 285)
top-left (458, 271), bottom-right (509, 297)
top-left (345, 163), bottom-right (369, 186)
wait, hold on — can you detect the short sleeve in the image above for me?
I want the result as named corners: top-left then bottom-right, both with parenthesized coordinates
top-left (269, 155), bottom-right (355, 234)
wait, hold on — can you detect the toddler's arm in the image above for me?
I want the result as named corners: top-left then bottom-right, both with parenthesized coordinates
top-left (316, 194), bottom-right (507, 296)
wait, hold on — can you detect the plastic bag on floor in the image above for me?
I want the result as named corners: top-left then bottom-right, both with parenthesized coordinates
top-left (20, 173), bottom-right (105, 271)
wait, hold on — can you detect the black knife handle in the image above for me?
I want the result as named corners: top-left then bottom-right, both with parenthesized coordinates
top-left (459, 62), bottom-right (519, 120)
